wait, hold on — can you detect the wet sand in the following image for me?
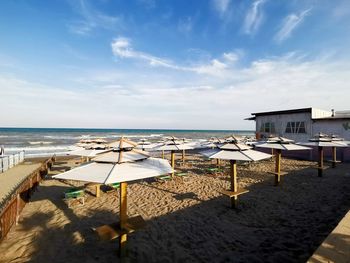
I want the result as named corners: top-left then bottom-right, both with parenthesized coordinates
top-left (0, 154), bottom-right (349, 263)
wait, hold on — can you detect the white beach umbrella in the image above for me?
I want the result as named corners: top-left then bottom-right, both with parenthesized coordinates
top-left (298, 133), bottom-right (348, 176)
top-left (53, 138), bottom-right (173, 258)
top-left (201, 142), bottom-right (271, 208)
top-left (153, 137), bottom-right (194, 175)
top-left (67, 148), bottom-right (109, 161)
top-left (108, 138), bottom-right (138, 149)
top-left (255, 137), bottom-right (311, 185)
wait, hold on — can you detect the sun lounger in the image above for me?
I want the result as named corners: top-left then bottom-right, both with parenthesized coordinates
top-left (158, 175), bottom-right (172, 181)
top-left (64, 188), bottom-right (85, 207)
top-left (105, 183), bottom-right (121, 193)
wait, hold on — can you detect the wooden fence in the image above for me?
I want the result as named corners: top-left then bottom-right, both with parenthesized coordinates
top-left (0, 156), bottom-right (55, 241)
top-left (0, 151), bottom-right (25, 173)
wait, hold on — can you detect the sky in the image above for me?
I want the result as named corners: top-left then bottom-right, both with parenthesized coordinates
top-left (0, 0), bottom-right (350, 130)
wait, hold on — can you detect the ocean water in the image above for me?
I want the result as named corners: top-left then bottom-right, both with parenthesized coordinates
top-left (0, 128), bottom-right (255, 157)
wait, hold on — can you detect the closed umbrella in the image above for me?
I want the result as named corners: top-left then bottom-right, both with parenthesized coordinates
top-left (255, 137), bottom-right (311, 185)
top-left (53, 138), bottom-right (173, 258)
top-left (201, 141), bottom-right (271, 208)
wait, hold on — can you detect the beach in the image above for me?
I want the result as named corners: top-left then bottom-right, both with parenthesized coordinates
top-left (0, 153), bottom-right (349, 263)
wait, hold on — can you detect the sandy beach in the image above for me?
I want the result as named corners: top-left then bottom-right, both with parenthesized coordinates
top-left (0, 153), bottom-right (349, 263)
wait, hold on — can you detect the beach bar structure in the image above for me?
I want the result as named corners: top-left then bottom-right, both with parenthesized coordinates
top-left (53, 138), bottom-right (173, 258)
top-left (246, 107), bottom-right (350, 161)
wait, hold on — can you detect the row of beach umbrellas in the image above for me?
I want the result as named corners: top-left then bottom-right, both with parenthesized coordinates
top-left (54, 133), bottom-right (349, 258)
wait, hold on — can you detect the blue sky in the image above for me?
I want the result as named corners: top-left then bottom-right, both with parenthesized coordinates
top-left (0, 0), bottom-right (350, 129)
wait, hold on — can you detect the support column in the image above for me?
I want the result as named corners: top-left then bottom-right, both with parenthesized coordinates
top-left (275, 149), bottom-right (282, 186)
top-left (119, 182), bottom-right (128, 258)
top-left (332, 146), bottom-right (337, 168)
top-left (171, 151), bottom-right (175, 177)
top-left (216, 159), bottom-right (220, 168)
top-left (95, 185), bottom-right (100, 198)
top-left (318, 146), bottom-right (324, 177)
top-left (230, 160), bottom-right (238, 208)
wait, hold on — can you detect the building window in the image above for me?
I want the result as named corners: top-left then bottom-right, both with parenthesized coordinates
top-left (285, 121), bottom-right (306, 134)
top-left (260, 122), bottom-right (275, 133)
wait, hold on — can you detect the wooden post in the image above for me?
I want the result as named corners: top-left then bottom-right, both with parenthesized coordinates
top-left (16, 194), bottom-right (20, 225)
top-left (318, 146), bottom-right (324, 177)
top-left (182, 149), bottom-right (185, 165)
top-left (119, 182), bottom-right (128, 258)
top-left (275, 149), bottom-right (282, 186)
top-left (171, 151), bottom-right (175, 177)
top-left (230, 160), bottom-right (238, 208)
top-left (161, 150), bottom-right (165, 159)
top-left (216, 159), bottom-right (220, 168)
top-left (95, 185), bottom-right (100, 198)
top-left (332, 146), bottom-right (336, 168)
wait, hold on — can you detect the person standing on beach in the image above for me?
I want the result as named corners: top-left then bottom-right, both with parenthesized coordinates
top-left (0, 145), bottom-right (4, 156)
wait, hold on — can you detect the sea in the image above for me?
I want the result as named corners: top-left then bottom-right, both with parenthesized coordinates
top-left (0, 128), bottom-right (255, 157)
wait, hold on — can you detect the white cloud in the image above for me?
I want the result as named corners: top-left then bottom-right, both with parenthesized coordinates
top-left (274, 8), bottom-right (312, 43)
top-left (243, 0), bottom-right (267, 35)
top-left (2, 52), bottom-right (349, 129)
top-left (68, 0), bottom-right (122, 35)
top-left (211, 0), bottom-right (231, 17)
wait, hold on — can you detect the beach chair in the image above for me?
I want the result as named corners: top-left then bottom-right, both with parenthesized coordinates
top-left (158, 175), bottom-right (172, 181)
top-left (207, 167), bottom-right (223, 174)
top-left (105, 183), bottom-right (121, 193)
top-left (64, 188), bottom-right (85, 207)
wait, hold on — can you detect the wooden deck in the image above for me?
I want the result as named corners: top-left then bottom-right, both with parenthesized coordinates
top-left (0, 162), bottom-right (42, 207)
top-left (308, 210), bottom-right (350, 263)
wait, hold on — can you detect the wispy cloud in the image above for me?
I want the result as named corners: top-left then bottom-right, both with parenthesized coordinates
top-left (211, 0), bottom-right (231, 17)
top-left (67, 0), bottom-right (122, 35)
top-left (111, 37), bottom-right (177, 68)
top-left (274, 8), bottom-right (312, 43)
top-left (111, 37), bottom-right (241, 77)
top-left (243, 0), bottom-right (267, 35)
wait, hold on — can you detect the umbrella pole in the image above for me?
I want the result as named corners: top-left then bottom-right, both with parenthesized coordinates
top-left (318, 146), bottom-right (324, 177)
top-left (332, 146), bottom-right (337, 168)
top-left (171, 151), bottom-right (175, 177)
top-left (182, 149), bottom-right (185, 165)
top-left (119, 182), bottom-right (128, 258)
top-left (230, 160), bottom-right (238, 208)
top-left (216, 159), bottom-right (220, 168)
top-left (274, 149), bottom-right (282, 186)
top-left (161, 150), bottom-right (165, 159)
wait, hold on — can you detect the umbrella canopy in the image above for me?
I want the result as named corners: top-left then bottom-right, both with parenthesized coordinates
top-left (67, 148), bottom-right (109, 157)
top-left (256, 137), bottom-right (311, 151)
top-left (53, 157), bottom-right (173, 184)
top-left (92, 149), bottom-right (149, 163)
top-left (108, 138), bottom-right (138, 149)
top-left (84, 143), bottom-right (108, 150)
top-left (202, 142), bottom-right (269, 161)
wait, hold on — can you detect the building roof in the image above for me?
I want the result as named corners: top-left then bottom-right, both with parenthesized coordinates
top-left (245, 108), bottom-right (350, 121)
top-left (245, 107), bottom-right (312, 120)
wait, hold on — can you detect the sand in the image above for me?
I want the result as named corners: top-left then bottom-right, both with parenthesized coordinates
top-left (0, 154), bottom-right (349, 263)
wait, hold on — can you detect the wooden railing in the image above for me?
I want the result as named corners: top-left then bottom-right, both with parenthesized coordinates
top-left (0, 155), bottom-right (55, 241)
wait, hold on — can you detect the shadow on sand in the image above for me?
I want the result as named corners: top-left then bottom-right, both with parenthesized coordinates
top-left (11, 158), bottom-right (350, 263)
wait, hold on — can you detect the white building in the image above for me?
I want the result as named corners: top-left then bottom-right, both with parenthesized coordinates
top-left (246, 107), bottom-right (350, 142)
